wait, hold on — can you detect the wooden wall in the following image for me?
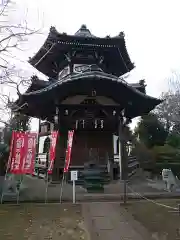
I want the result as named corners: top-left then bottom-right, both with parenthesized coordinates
top-left (52, 130), bottom-right (113, 180)
top-left (71, 131), bottom-right (113, 166)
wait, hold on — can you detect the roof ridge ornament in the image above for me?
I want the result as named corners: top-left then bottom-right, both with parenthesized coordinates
top-left (113, 31), bottom-right (125, 39)
top-left (139, 79), bottom-right (146, 87)
top-left (31, 75), bottom-right (39, 82)
top-left (81, 24), bottom-right (87, 29)
top-left (75, 24), bottom-right (96, 38)
top-left (119, 31), bottom-right (125, 37)
top-left (50, 26), bottom-right (57, 33)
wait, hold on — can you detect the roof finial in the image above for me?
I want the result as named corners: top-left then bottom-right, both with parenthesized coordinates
top-left (50, 26), bottom-right (56, 32)
top-left (31, 75), bottom-right (39, 82)
top-left (81, 24), bottom-right (87, 29)
top-left (119, 31), bottom-right (125, 38)
top-left (75, 24), bottom-right (95, 37)
top-left (139, 79), bottom-right (146, 87)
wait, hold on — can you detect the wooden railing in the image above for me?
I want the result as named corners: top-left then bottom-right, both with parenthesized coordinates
top-left (35, 153), bottom-right (139, 180)
top-left (114, 154), bottom-right (139, 178)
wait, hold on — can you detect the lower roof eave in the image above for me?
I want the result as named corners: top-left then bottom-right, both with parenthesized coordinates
top-left (13, 72), bottom-right (162, 119)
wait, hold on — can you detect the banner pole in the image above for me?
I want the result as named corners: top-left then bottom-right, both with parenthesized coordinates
top-left (45, 169), bottom-right (49, 204)
top-left (59, 172), bottom-right (65, 203)
top-left (45, 152), bottom-right (49, 204)
top-left (60, 130), bottom-right (74, 203)
top-left (16, 174), bottom-right (23, 205)
top-left (1, 131), bottom-right (15, 204)
top-left (72, 180), bottom-right (76, 204)
top-left (60, 133), bottom-right (69, 204)
top-left (0, 168), bottom-right (9, 204)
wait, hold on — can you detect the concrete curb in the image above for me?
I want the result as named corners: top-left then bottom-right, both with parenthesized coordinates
top-left (1, 192), bottom-right (180, 204)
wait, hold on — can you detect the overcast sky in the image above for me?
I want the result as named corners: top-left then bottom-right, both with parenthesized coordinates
top-left (2, 0), bottom-right (180, 130)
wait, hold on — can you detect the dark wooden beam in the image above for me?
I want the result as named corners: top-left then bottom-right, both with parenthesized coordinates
top-left (58, 104), bottom-right (123, 112)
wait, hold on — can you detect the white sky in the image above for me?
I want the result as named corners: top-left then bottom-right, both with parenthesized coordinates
top-left (2, 0), bottom-right (180, 130)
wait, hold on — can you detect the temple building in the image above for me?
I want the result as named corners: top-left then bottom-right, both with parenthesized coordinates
top-left (14, 25), bottom-right (161, 181)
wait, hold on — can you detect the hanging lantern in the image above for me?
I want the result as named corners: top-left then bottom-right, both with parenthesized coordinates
top-left (75, 120), bottom-right (78, 129)
top-left (100, 120), bottom-right (104, 128)
top-left (113, 110), bottom-right (116, 116)
top-left (92, 90), bottom-right (96, 97)
top-left (121, 108), bottom-right (125, 116)
top-left (54, 107), bottom-right (59, 124)
top-left (123, 116), bottom-right (127, 125)
top-left (95, 119), bottom-right (97, 128)
top-left (55, 107), bottom-right (59, 115)
top-left (54, 115), bottom-right (58, 124)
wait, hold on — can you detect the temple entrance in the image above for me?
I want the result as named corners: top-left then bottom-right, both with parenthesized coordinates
top-left (88, 148), bottom-right (99, 164)
top-left (70, 131), bottom-right (113, 168)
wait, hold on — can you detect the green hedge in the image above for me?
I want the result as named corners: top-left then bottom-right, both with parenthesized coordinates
top-left (151, 145), bottom-right (180, 177)
top-left (153, 163), bottom-right (180, 177)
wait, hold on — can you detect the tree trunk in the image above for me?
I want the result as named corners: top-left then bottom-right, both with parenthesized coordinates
top-left (0, 152), bottom-right (8, 176)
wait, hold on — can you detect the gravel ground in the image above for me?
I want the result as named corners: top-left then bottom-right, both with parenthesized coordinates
top-left (125, 199), bottom-right (180, 240)
top-left (0, 204), bottom-right (88, 240)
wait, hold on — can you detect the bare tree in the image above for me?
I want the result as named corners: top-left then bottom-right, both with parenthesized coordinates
top-left (168, 70), bottom-right (180, 93)
top-left (0, 0), bottom-right (40, 125)
top-left (154, 70), bottom-right (180, 133)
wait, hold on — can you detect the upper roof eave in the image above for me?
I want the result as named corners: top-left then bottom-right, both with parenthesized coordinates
top-left (48, 26), bottom-right (125, 43)
top-left (29, 33), bottom-right (125, 67)
top-left (28, 26), bottom-right (134, 75)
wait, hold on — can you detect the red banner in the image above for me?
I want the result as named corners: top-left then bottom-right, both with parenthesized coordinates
top-left (7, 131), bottom-right (15, 170)
top-left (48, 131), bottom-right (59, 174)
top-left (9, 132), bottom-right (37, 175)
top-left (64, 130), bottom-right (74, 173)
top-left (10, 132), bottom-right (26, 174)
top-left (22, 133), bottom-right (37, 174)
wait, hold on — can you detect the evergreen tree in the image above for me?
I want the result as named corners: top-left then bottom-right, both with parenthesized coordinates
top-left (134, 113), bottom-right (168, 148)
top-left (166, 133), bottom-right (180, 148)
top-left (0, 112), bottom-right (31, 176)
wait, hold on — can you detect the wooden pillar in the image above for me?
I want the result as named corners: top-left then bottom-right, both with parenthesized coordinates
top-left (37, 119), bottom-right (41, 153)
top-left (69, 62), bottom-right (73, 73)
top-left (118, 115), bottom-right (128, 203)
top-left (52, 110), bottom-right (68, 181)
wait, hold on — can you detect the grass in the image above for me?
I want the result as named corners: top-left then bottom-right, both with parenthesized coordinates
top-left (0, 204), bottom-right (88, 240)
top-left (125, 199), bottom-right (180, 240)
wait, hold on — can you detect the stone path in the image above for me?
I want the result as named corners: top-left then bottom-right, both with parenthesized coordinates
top-left (82, 202), bottom-right (152, 240)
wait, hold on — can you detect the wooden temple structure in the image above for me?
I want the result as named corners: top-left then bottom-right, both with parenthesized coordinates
top-left (14, 25), bottom-right (162, 181)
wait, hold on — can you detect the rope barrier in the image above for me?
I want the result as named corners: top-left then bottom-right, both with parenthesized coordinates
top-left (127, 184), bottom-right (178, 211)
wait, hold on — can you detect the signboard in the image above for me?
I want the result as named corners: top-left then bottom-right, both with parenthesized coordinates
top-left (71, 170), bottom-right (78, 181)
top-left (64, 130), bottom-right (74, 173)
top-left (71, 170), bottom-right (78, 204)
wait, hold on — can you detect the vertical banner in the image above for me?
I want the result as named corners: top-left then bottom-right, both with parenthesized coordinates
top-left (10, 132), bottom-right (26, 174)
top-left (9, 132), bottom-right (37, 175)
top-left (48, 131), bottom-right (58, 174)
top-left (7, 131), bottom-right (15, 170)
top-left (64, 130), bottom-right (74, 173)
top-left (22, 133), bottom-right (37, 175)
